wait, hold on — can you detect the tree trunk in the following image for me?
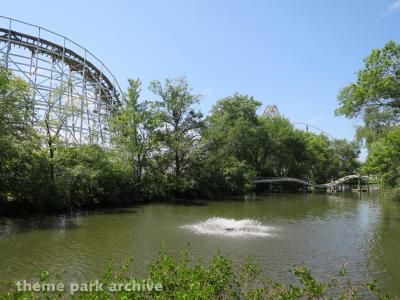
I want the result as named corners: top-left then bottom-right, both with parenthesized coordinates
top-left (175, 152), bottom-right (180, 178)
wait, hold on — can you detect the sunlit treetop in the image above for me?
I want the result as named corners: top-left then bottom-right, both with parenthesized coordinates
top-left (336, 40), bottom-right (400, 119)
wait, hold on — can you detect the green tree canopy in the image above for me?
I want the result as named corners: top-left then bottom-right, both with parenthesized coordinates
top-left (336, 40), bottom-right (400, 118)
top-left (149, 77), bottom-right (204, 195)
top-left (363, 126), bottom-right (400, 187)
top-left (110, 79), bottom-right (161, 194)
top-left (336, 40), bottom-right (400, 147)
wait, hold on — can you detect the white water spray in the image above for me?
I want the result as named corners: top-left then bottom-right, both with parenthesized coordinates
top-left (182, 217), bottom-right (277, 237)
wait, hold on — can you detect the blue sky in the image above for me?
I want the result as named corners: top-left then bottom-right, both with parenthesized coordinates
top-left (2, 0), bottom-right (400, 158)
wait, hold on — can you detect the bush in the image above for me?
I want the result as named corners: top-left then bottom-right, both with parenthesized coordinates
top-left (53, 145), bottom-right (129, 209)
top-left (1, 250), bottom-right (392, 299)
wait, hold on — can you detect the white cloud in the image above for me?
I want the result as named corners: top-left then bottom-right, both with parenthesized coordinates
top-left (380, 0), bottom-right (400, 19)
top-left (389, 0), bottom-right (400, 11)
top-left (199, 87), bottom-right (214, 98)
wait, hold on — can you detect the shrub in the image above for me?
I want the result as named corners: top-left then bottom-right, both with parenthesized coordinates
top-left (1, 250), bottom-right (392, 299)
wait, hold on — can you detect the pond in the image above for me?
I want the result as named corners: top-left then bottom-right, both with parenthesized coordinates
top-left (1, 192), bottom-right (400, 295)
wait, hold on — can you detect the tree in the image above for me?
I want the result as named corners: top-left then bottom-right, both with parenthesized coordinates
top-left (38, 83), bottom-right (77, 182)
top-left (336, 40), bottom-right (400, 189)
top-left (0, 67), bottom-right (35, 137)
top-left (331, 139), bottom-right (360, 177)
top-left (54, 145), bottom-right (127, 209)
top-left (0, 66), bottom-right (44, 210)
top-left (363, 126), bottom-right (400, 187)
top-left (336, 40), bottom-right (400, 147)
top-left (206, 94), bottom-right (265, 170)
top-left (260, 115), bottom-right (308, 178)
top-left (336, 40), bottom-right (400, 118)
top-left (193, 94), bottom-right (262, 195)
top-left (110, 79), bottom-right (161, 194)
top-left (149, 77), bottom-right (203, 194)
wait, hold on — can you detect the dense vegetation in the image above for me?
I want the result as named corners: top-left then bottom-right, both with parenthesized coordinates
top-left (1, 36), bottom-right (399, 300)
top-left (1, 250), bottom-right (391, 299)
top-left (0, 68), bottom-right (361, 214)
top-left (336, 40), bottom-right (400, 200)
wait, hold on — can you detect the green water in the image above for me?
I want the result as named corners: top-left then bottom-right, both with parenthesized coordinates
top-left (1, 192), bottom-right (400, 295)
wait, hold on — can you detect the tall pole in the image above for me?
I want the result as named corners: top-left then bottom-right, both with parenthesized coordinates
top-left (5, 19), bottom-right (11, 68)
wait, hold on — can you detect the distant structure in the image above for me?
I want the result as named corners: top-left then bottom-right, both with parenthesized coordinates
top-left (261, 104), bottom-right (279, 117)
top-left (261, 104), bottom-right (334, 139)
top-left (0, 16), bottom-right (123, 145)
top-left (292, 122), bottom-right (334, 140)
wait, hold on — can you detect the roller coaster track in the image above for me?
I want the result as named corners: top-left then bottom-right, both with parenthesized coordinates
top-left (0, 16), bottom-right (123, 144)
top-left (0, 20), bottom-right (121, 105)
top-left (253, 175), bottom-right (374, 188)
top-left (5, 28), bottom-right (114, 102)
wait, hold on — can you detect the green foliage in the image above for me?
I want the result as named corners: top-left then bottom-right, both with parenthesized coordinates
top-left (193, 94), bottom-right (262, 195)
top-left (260, 116), bottom-right (307, 178)
top-left (0, 68), bottom-right (130, 212)
top-left (110, 79), bottom-right (162, 196)
top-left (148, 77), bottom-right (204, 197)
top-left (53, 145), bottom-right (128, 209)
top-left (363, 126), bottom-right (400, 187)
top-left (354, 107), bottom-right (398, 149)
top-left (336, 40), bottom-right (400, 120)
top-left (0, 67), bottom-right (34, 136)
top-left (192, 94), bottom-right (360, 196)
top-left (0, 66), bottom-right (48, 213)
top-left (336, 41), bottom-right (400, 190)
top-left (1, 71), bottom-right (362, 213)
top-left (298, 133), bottom-right (360, 183)
top-left (1, 251), bottom-right (392, 299)
top-left (336, 40), bottom-right (400, 151)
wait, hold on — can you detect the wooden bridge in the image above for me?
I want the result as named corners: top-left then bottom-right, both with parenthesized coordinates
top-left (252, 175), bottom-right (374, 189)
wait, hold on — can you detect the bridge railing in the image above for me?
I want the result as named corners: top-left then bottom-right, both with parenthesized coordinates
top-left (253, 175), bottom-right (376, 188)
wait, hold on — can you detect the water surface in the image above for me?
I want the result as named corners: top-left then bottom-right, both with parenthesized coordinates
top-left (1, 192), bottom-right (399, 295)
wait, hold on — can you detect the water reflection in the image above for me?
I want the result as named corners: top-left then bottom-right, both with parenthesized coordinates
top-left (0, 193), bottom-right (399, 296)
top-left (368, 197), bottom-right (400, 294)
top-left (0, 215), bottom-right (80, 239)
